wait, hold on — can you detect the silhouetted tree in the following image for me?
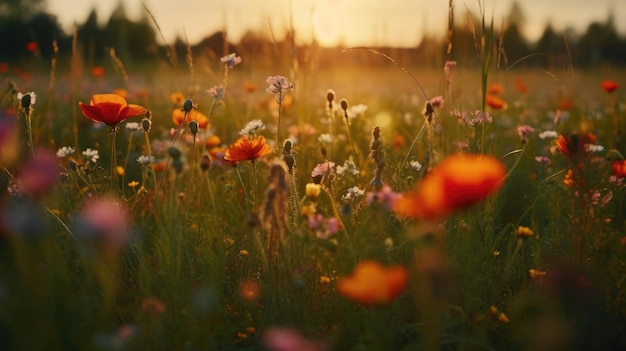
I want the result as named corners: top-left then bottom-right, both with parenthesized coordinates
top-left (576, 14), bottom-right (621, 66)
top-left (535, 23), bottom-right (569, 68)
top-left (500, 2), bottom-right (531, 67)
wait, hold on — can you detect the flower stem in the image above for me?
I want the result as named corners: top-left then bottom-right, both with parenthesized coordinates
top-left (110, 126), bottom-right (118, 197)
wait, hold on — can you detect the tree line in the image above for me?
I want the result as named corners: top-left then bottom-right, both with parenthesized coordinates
top-left (1, 0), bottom-right (625, 70)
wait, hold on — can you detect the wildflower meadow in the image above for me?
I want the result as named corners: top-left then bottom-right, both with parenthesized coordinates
top-left (1, 2), bottom-right (626, 351)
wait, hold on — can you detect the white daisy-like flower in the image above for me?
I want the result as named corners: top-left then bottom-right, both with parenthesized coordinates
top-left (239, 119), bottom-right (265, 136)
top-left (585, 144), bottom-right (604, 153)
top-left (336, 159), bottom-right (360, 176)
top-left (125, 122), bottom-right (141, 131)
top-left (82, 148), bottom-right (100, 163)
top-left (410, 160), bottom-right (422, 171)
top-left (538, 130), bottom-right (558, 139)
top-left (56, 146), bottom-right (75, 158)
top-left (317, 133), bottom-right (333, 144)
top-left (136, 155), bottom-right (155, 165)
top-left (342, 186), bottom-right (365, 201)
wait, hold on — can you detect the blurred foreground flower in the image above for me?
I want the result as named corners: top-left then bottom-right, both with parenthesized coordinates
top-left (336, 260), bottom-right (408, 306)
top-left (16, 149), bottom-right (59, 198)
top-left (262, 327), bottom-right (326, 351)
top-left (79, 93), bottom-right (146, 127)
top-left (395, 154), bottom-right (506, 219)
top-left (612, 160), bottom-right (626, 177)
top-left (224, 135), bottom-right (272, 162)
top-left (75, 197), bottom-right (130, 254)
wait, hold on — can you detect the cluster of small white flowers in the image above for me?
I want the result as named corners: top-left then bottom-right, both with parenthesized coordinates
top-left (317, 133), bottom-right (333, 144)
top-left (56, 146), bottom-right (75, 158)
top-left (347, 104), bottom-right (368, 119)
top-left (82, 148), bottom-right (100, 163)
top-left (342, 186), bottom-right (365, 201)
top-left (136, 155), bottom-right (155, 165)
top-left (125, 122), bottom-right (142, 131)
top-left (336, 159), bottom-right (360, 176)
top-left (410, 160), bottom-right (422, 171)
top-left (585, 144), bottom-right (604, 153)
top-left (239, 119), bottom-right (265, 137)
top-left (538, 130), bottom-right (558, 139)
top-left (265, 75), bottom-right (293, 94)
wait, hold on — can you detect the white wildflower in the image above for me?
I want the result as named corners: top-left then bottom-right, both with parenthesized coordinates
top-left (336, 159), bottom-right (360, 176)
top-left (538, 130), bottom-right (558, 139)
top-left (317, 133), bottom-right (333, 144)
top-left (342, 186), bottom-right (365, 201)
top-left (136, 155), bottom-right (155, 165)
top-left (409, 160), bottom-right (422, 171)
top-left (82, 148), bottom-right (100, 163)
top-left (585, 144), bottom-right (604, 153)
top-left (56, 146), bottom-right (75, 158)
top-left (239, 119), bottom-right (265, 137)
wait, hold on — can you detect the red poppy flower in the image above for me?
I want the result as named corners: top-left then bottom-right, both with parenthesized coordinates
top-left (25, 41), bottom-right (38, 53)
top-left (555, 133), bottom-right (596, 162)
top-left (91, 66), bottom-right (105, 78)
top-left (612, 160), bottom-right (626, 177)
top-left (224, 135), bottom-right (272, 162)
top-left (485, 94), bottom-right (507, 110)
top-left (337, 260), bottom-right (408, 306)
top-left (79, 94), bottom-right (146, 127)
top-left (395, 154), bottom-right (506, 219)
top-left (601, 80), bottom-right (619, 93)
top-left (172, 108), bottom-right (209, 129)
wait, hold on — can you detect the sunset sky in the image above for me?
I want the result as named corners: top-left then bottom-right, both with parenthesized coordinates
top-left (46, 0), bottom-right (625, 47)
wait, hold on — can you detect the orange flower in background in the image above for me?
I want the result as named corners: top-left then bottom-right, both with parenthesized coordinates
top-left (485, 94), bottom-right (507, 110)
top-left (557, 98), bottom-right (573, 111)
top-left (243, 82), bottom-right (258, 93)
top-left (601, 80), bottom-right (619, 93)
top-left (514, 76), bottom-right (528, 94)
top-left (336, 260), bottom-right (408, 306)
top-left (170, 92), bottom-right (185, 105)
top-left (395, 154), bottom-right (507, 220)
top-left (79, 94), bottom-right (146, 127)
top-left (91, 66), bottom-right (105, 78)
top-left (112, 88), bottom-right (128, 99)
top-left (205, 135), bottom-right (222, 148)
top-left (224, 135), bottom-right (272, 162)
top-left (555, 132), bottom-right (597, 162)
top-left (612, 160), bottom-right (626, 177)
top-left (172, 108), bottom-right (209, 129)
top-left (488, 83), bottom-right (504, 95)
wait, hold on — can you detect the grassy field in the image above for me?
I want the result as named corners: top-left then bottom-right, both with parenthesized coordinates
top-left (0, 43), bottom-right (625, 351)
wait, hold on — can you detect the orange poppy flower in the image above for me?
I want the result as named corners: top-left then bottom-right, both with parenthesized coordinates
top-left (205, 134), bottom-right (221, 148)
top-left (170, 92), bottom-right (185, 105)
top-left (337, 260), bottom-right (408, 306)
top-left (612, 160), bottom-right (626, 177)
top-left (172, 108), bottom-right (209, 129)
top-left (79, 94), bottom-right (146, 127)
top-left (224, 135), bottom-right (272, 162)
top-left (514, 76), bottom-right (527, 94)
top-left (488, 83), bottom-right (504, 95)
top-left (601, 80), bottom-right (619, 93)
top-left (555, 133), bottom-right (597, 162)
top-left (557, 98), bottom-right (573, 111)
top-left (485, 94), bottom-right (507, 110)
top-left (395, 154), bottom-right (506, 219)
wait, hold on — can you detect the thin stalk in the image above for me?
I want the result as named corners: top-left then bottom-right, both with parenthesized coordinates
top-left (110, 126), bottom-right (118, 196)
top-left (143, 132), bottom-right (158, 189)
top-left (275, 99), bottom-right (283, 152)
top-left (397, 120), bottom-right (428, 185)
top-left (24, 107), bottom-right (35, 156)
